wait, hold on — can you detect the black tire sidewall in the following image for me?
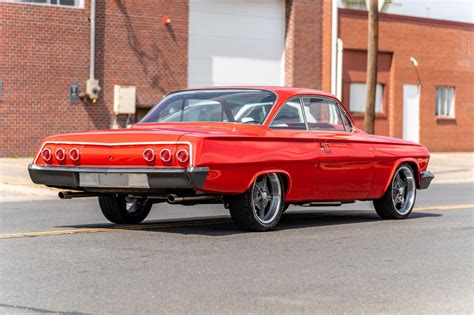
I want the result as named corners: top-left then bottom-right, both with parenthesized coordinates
top-left (374, 163), bottom-right (416, 219)
top-left (228, 174), bottom-right (284, 231)
top-left (99, 195), bottom-right (152, 224)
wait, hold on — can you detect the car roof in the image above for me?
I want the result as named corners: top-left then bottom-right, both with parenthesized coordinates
top-left (175, 86), bottom-right (338, 100)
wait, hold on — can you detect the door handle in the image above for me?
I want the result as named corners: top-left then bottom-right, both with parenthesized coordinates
top-left (320, 142), bottom-right (330, 150)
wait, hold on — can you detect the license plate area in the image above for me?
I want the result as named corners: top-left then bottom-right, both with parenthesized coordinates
top-left (79, 173), bottom-right (149, 188)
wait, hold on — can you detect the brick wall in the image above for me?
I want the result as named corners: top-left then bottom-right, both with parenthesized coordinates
top-left (284, 0), bottom-right (323, 90)
top-left (1, 0), bottom-right (327, 157)
top-left (339, 9), bottom-right (474, 151)
top-left (0, 0), bottom-right (188, 157)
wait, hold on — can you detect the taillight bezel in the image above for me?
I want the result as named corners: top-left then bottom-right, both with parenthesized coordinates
top-left (42, 148), bottom-right (52, 162)
top-left (176, 149), bottom-right (189, 163)
top-left (159, 148), bottom-right (172, 163)
top-left (143, 148), bottom-right (156, 162)
top-left (69, 148), bottom-right (80, 162)
top-left (55, 148), bottom-right (66, 161)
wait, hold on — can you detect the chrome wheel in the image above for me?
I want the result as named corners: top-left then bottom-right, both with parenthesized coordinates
top-left (125, 197), bottom-right (148, 214)
top-left (391, 166), bottom-right (416, 215)
top-left (251, 174), bottom-right (282, 224)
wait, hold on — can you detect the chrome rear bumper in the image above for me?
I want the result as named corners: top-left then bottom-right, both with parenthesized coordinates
top-left (28, 164), bottom-right (208, 190)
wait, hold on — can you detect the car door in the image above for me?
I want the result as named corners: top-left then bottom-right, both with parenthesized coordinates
top-left (268, 98), bottom-right (321, 201)
top-left (301, 97), bottom-right (374, 201)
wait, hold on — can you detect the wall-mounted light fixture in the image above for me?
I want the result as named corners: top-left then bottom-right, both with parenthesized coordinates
top-left (163, 16), bottom-right (171, 26)
top-left (410, 56), bottom-right (422, 86)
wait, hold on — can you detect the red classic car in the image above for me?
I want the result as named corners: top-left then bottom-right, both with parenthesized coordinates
top-left (29, 87), bottom-right (434, 231)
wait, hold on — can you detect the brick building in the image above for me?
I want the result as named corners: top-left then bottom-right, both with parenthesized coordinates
top-left (0, 0), bottom-right (472, 156)
top-left (339, 9), bottom-right (474, 152)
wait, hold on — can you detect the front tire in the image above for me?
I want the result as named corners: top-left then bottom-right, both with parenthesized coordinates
top-left (98, 195), bottom-right (152, 224)
top-left (228, 173), bottom-right (284, 231)
top-left (374, 164), bottom-right (417, 219)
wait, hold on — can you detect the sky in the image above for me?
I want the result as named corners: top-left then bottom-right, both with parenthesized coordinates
top-left (339, 0), bottom-right (474, 24)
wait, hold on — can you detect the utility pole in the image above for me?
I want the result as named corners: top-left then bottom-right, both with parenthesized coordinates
top-left (364, 0), bottom-right (379, 134)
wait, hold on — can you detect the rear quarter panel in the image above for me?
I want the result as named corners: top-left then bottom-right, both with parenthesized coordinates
top-left (189, 135), bottom-right (320, 201)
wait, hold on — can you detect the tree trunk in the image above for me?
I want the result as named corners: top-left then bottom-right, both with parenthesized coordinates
top-left (364, 0), bottom-right (379, 134)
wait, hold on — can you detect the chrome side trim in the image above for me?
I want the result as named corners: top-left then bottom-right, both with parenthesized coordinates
top-left (33, 141), bottom-right (194, 167)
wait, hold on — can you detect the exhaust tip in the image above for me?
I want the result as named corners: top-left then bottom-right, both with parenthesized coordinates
top-left (167, 194), bottom-right (178, 204)
top-left (58, 191), bottom-right (68, 199)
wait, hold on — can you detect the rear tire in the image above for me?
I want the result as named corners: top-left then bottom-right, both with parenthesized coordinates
top-left (98, 195), bottom-right (152, 224)
top-left (374, 164), bottom-right (417, 219)
top-left (228, 173), bottom-right (284, 231)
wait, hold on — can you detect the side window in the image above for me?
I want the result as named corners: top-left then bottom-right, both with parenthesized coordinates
top-left (270, 99), bottom-right (306, 130)
top-left (301, 97), bottom-right (346, 131)
top-left (339, 107), bottom-right (353, 132)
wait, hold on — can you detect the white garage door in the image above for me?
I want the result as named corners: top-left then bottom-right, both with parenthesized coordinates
top-left (188, 0), bottom-right (285, 87)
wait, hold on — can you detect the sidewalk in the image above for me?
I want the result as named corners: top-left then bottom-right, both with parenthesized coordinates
top-left (0, 153), bottom-right (472, 200)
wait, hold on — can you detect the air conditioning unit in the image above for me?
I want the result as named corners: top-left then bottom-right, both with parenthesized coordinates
top-left (113, 85), bottom-right (136, 114)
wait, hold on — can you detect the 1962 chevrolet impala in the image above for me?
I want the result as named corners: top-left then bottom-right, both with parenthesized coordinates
top-left (29, 87), bottom-right (434, 231)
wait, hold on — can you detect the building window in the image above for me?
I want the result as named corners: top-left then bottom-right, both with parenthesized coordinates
top-left (436, 86), bottom-right (455, 118)
top-left (349, 83), bottom-right (384, 113)
top-left (2, 0), bottom-right (82, 8)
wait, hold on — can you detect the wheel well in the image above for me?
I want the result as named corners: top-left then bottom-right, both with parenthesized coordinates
top-left (277, 173), bottom-right (290, 198)
top-left (401, 161), bottom-right (420, 188)
top-left (245, 171), bottom-right (291, 197)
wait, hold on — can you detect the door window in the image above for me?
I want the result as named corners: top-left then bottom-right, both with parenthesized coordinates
top-left (270, 99), bottom-right (306, 130)
top-left (301, 97), bottom-right (346, 131)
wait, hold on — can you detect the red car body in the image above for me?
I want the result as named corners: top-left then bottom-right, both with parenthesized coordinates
top-left (29, 87), bottom-right (433, 230)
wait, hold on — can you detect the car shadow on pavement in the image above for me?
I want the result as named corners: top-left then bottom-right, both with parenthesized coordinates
top-left (59, 210), bottom-right (442, 237)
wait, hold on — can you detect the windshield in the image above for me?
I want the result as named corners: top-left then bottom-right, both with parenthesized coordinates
top-left (139, 89), bottom-right (277, 125)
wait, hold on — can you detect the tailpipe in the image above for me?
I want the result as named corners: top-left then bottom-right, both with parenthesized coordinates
top-left (167, 194), bottom-right (221, 205)
top-left (58, 191), bottom-right (98, 199)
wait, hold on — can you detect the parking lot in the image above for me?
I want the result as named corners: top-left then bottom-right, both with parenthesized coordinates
top-left (0, 154), bottom-right (473, 313)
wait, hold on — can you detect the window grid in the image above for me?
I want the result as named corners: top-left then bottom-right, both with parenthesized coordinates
top-left (2, 0), bottom-right (82, 8)
top-left (436, 86), bottom-right (455, 118)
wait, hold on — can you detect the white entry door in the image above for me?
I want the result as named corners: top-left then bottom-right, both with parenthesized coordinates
top-left (403, 84), bottom-right (420, 143)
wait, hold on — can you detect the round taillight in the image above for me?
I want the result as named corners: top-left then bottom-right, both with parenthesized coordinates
top-left (69, 148), bottom-right (80, 161)
top-left (143, 148), bottom-right (155, 162)
top-left (176, 149), bottom-right (189, 163)
top-left (42, 148), bottom-right (52, 162)
top-left (159, 149), bottom-right (172, 163)
top-left (55, 148), bottom-right (66, 161)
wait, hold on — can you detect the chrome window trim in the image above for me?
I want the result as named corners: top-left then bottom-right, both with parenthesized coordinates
top-left (299, 96), bottom-right (353, 133)
top-left (140, 88), bottom-right (279, 126)
top-left (338, 106), bottom-right (354, 133)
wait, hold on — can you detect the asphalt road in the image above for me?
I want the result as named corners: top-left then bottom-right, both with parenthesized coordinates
top-left (0, 183), bottom-right (473, 314)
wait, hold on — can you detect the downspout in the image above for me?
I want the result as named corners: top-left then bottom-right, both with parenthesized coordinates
top-left (89, 0), bottom-right (96, 80)
top-left (85, 0), bottom-right (100, 103)
top-left (330, 0), bottom-right (338, 96)
top-left (336, 38), bottom-right (343, 100)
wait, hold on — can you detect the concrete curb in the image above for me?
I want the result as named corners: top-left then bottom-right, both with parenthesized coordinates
top-left (0, 183), bottom-right (58, 196)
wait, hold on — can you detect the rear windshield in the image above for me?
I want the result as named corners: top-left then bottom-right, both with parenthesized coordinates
top-left (139, 89), bottom-right (277, 125)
